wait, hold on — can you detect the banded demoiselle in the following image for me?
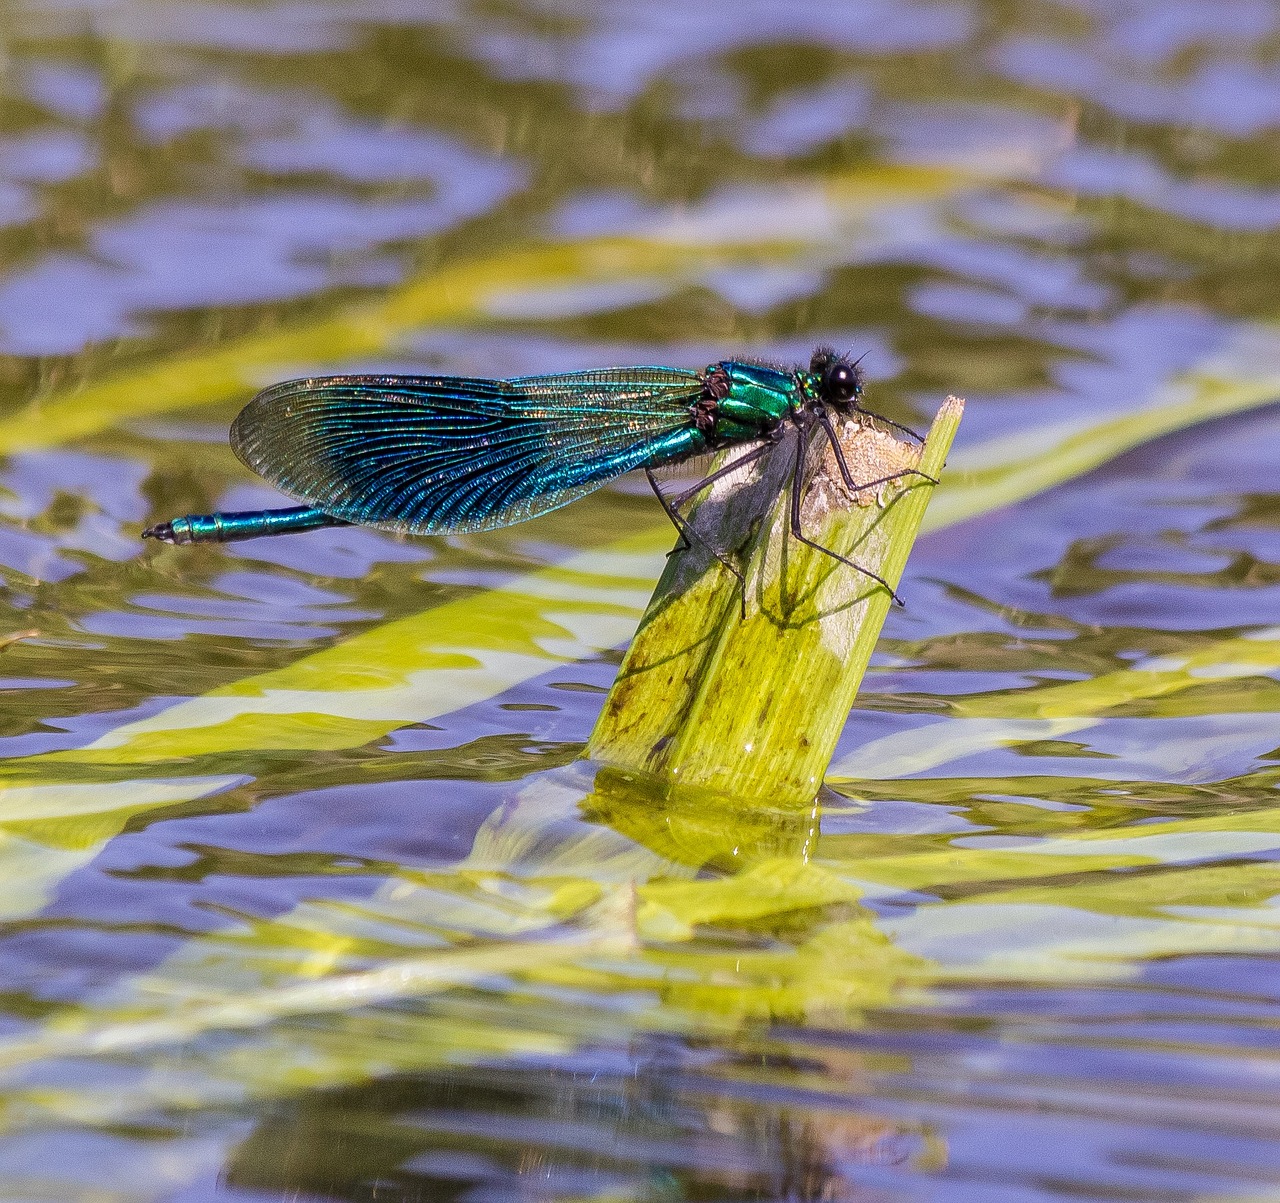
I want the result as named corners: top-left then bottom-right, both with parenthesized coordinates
top-left (143, 348), bottom-right (929, 602)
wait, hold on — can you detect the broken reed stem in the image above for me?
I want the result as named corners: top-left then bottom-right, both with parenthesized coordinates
top-left (587, 396), bottom-right (964, 805)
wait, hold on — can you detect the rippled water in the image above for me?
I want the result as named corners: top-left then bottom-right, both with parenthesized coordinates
top-left (0, 1), bottom-right (1279, 1199)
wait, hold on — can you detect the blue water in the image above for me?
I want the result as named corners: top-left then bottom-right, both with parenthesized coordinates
top-left (0, 1), bottom-right (1278, 1199)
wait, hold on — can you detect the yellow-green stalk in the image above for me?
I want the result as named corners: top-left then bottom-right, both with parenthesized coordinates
top-left (588, 397), bottom-right (963, 803)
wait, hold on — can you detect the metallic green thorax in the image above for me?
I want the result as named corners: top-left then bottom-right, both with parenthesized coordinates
top-left (638, 360), bottom-right (811, 472)
top-left (707, 360), bottom-right (812, 442)
top-left (716, 361), bottom-right (800, 430)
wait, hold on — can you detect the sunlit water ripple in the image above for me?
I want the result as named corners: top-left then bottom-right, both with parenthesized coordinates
top-left (0, 0), bottom-right (1277, 1199)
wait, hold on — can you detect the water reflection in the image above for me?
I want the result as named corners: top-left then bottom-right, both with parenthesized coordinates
top-left (0, 0), bottom-right (1277, 1199)
top-left (226, 1051), bottom-right (935, 1202)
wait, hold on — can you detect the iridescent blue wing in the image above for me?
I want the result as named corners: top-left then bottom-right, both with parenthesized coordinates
top-left (230, 368), bottom-right (704, 534)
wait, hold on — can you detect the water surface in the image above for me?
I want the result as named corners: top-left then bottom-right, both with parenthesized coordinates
top-left (0, 1), bottom-right (1278, 1199)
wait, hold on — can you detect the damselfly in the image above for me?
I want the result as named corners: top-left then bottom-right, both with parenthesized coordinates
top-left (143, 348), bottom-right (930, 602)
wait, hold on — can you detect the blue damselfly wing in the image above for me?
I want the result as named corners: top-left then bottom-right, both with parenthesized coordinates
top-left (230, 369), bottom-right (706, 534)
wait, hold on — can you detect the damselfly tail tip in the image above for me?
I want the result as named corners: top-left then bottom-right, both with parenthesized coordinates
top-left (142, 521), bottom-right (178, 544)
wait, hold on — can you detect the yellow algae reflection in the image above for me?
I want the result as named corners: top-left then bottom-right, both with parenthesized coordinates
top-left (831, 627), bottom-right (1280, 779)
top-left (0, 536), bottom-right (665, 919)
top-left (1, 355), bottom-right (1278, 932)
top-left (0, 163), bottom-right (985, 455)
top-left (15, 535), bottom-right (665, 770)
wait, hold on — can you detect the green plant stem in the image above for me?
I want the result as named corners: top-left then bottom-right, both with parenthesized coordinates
top-left (588, 398), bottom-right (963, 803)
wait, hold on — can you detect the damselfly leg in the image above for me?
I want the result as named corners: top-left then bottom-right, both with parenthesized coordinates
top-left (816, 411), bottom-right (937, 495)
top-left (787, 433), bottom-right (905, 607)
top-left (646, 443), bottom-right (775, 616)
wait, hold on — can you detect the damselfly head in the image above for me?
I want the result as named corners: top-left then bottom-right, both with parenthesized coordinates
top-left (810, 346), bottom-right (864, 410)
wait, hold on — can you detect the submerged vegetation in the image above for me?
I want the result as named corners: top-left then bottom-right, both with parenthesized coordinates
top-left (0, 0), bottom-right (1277, 1198)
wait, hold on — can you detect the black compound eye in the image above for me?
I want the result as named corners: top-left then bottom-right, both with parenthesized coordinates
top-left (824, 361), bottom-right (860, 403)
